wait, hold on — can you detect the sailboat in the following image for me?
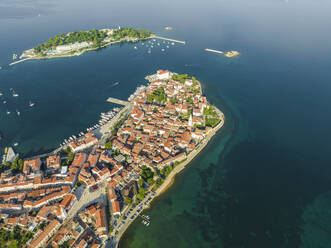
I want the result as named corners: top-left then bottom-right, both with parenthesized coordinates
top-left (29, 101), bottom-right (35, 107)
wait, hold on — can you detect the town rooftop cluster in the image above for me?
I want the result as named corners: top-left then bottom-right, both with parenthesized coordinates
top-left (0, 70), bottom-right (221, 248)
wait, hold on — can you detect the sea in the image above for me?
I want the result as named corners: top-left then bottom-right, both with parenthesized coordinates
top-left (1, 0), bottom-right (331, 247)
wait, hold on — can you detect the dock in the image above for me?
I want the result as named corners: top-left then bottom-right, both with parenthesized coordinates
top-left (9, 58), bottom-right (31, 66)
top-left (107, 97), bottom-right (129, 106)
top-left (153, 35), bottom-right (186, 44)
top-left (205, 48), bottom-right (224, 54)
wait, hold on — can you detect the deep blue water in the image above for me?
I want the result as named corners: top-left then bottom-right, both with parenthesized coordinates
top-left (1, 0), bottom-right (331, 247)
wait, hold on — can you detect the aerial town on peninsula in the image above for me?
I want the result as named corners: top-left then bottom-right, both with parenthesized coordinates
top-left (0, 70), bottom-right (224, 247)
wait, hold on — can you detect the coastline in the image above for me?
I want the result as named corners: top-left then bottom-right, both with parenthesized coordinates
top-left (116, 106), bottom-right (225, 246)
top-left (10, 36), bottom-right (152, 67)
top-left (9, 34), bottom-right (186, 67)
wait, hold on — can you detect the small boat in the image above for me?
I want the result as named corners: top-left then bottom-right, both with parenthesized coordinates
top-left (6, 111), bottom-right (10, 115)
top-left (157, 43), bottom-right (160, 46)
top-left (12, 93), bottom-right (19, 97)
top-left (3, 101), bottom-right (7, 104)
top-left (134, 46), bottom-right (137, 49)
top-left (0, 92), bottom-right (3, 96)
top-left (13, 143), bottom-right (18, 147)
top-left (166, 46), bottom-right (169, 48)
top-left (171, 42), bottom-right (175, 45)
top-left (16, 110), bottom-right (20, 116)
top-left (147, 49), bottom-right (151, 54)
top-left (161, 48), bottom-right (165, 52)
top-left (12, 54), bottom-right (18, 60)
top-left (142, 43), bottom-right (144, 45)
top-left (9, 88), bottom-right (13, 91)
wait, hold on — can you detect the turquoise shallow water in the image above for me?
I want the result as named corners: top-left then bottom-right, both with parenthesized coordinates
top-left (1, 0), bottom-right (331, 247)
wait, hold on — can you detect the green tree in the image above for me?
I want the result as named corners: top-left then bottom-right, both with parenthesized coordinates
top-left (138, 178), bottom-right (144, 187)
top-left (105, 141), bottom-right (112, 150)
top-left (125, 196), bottom-right (132, 204)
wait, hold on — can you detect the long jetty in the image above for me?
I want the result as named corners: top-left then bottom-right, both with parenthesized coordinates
top-left (9, 58), bottom-right (31, 66)
top-left (153, 35), bottom-right (186, 44)
top-left (205, 48), bottom-right (224, 54)
top-left (107, 97), bottom-right (129, 106)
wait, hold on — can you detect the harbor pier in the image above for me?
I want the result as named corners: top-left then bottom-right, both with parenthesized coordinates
top-left (107, 97), bottom-right (129, 106)
top-left (205, 48), bottom-right (224, 54)
top-left (153, 36), bottom-right (186, 44)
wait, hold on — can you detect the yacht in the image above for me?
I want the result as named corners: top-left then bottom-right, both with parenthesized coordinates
top-left (29, 101), bottom-right (35, 107)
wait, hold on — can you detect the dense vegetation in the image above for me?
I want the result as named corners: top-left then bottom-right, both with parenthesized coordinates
top-left (0, 226), bottom-right (34, 248)
top-left (34, 29), bottom-right (107, 54)
top-left (0, 157), bottom-right (24, 173)
top-left (171, 74), bottom-right (191, 84)
top-left (140, 165), bottom-right (154, 184)
top-left (204, 106), bottom-right (220, 127)
top-left (147, 88), bottom-right (167, 104)
top-left (61, 149), bottom-right (74, 166)
top-left (104, 141), bottom-right (113, 150)
top-left (112, 28), bottom-right (152, 40)
top-left (205, 117), bottom-right (220, 127)
top-left (33, 27), bottom-right (153, 55)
